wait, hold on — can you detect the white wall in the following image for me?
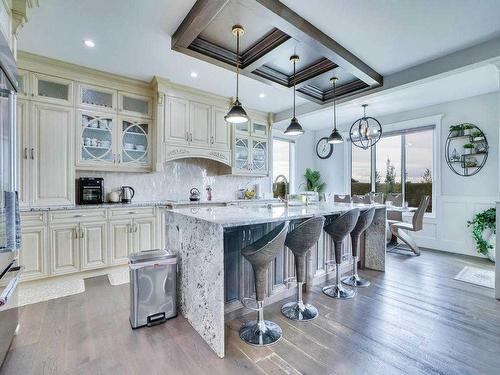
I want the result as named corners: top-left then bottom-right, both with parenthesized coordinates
top-left (312, 92), bottom-right (499, 257)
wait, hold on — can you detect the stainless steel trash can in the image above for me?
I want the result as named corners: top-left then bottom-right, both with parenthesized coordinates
top-left (129, 249), bottom-right (177, 329)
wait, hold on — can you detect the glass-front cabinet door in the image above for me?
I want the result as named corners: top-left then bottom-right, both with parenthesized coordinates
top-left (78, 84), bottom-right (117, 113)
top-left (32, 73), bottom-right (73, 106)
top-left (119, 118), bottom-right (150, 167)
top-left (251, 139), bottom-right (268, 172)
top-left (78, 111), bottom-right (116, 166)
top-left (234, 137), bottom-right (250, 171)
top-left (118, 92), bottom-right (152, 118)
top-left (252, 122), bottom-right (268, 138)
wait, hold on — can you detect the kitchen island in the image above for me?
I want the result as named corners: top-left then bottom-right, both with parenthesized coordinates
top-left (164, 202), bottom-right (387, 358)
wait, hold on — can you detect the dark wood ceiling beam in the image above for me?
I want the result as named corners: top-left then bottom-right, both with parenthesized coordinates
top-left (252, 0), bottom-right (383, 87)
top-left (241, 28), bottom-right (292, 71)
top-left (252, 65), bottom-right (289, 86)
top-left (292, 58), bottom-right (337, 86)
top-left (172, 0), bottom-right (230, 49)
top-left (323, 79), bottom-right (369, 101)
top-left (189, 37), bottom-right (237, 66)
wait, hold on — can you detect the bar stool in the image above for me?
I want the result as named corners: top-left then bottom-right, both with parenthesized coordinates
top-left (334, 194), bottom-right (351, 203)
top-left (281, 216), bottom-right (325, 321)
top-left (239, 221), bottom-right (289, 346)
top-left (342, 207), bottom-right (375, 288)
top-left (323, 209), bottom-right (360, 299)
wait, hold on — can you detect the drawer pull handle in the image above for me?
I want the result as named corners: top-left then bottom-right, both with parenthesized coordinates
top-left (74, 214), bottom-right (85, 218)
top-left (128, 211), bottom-right (137, 214)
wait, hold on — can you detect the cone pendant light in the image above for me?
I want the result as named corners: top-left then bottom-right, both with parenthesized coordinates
top-left (284, 54), bottom-right (304, 135)
top-left (225, 25), bottom-right (249, 124)
top-left (327, 77), bottom-right (343, 144)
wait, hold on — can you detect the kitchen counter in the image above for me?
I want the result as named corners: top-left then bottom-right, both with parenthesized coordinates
top-left (167, 202), bottom-right (385, 227)
top-left (164, 202), bottom-right (387, 358)
top-left (20, 198), bottom-right (280, 212)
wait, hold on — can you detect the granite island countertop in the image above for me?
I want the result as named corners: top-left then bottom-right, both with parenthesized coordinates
top-left (167, 202), bottom-right (386, 228)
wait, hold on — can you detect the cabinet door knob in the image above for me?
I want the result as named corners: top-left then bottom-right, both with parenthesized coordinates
top-left (24, 147), bottom-right (28, 159)
top-left (30, 148), bottom-right (35, 159)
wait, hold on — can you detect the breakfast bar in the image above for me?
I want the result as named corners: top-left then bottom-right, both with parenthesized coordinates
top-left (164, 202), bottom-right (386, 358)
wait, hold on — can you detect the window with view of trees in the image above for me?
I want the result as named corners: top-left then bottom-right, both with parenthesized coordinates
top-left (350, 127), bottom-right (433, 212)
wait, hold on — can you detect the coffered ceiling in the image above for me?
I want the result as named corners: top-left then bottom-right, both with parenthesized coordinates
top-left (172, 0), bottom-right (382, 104)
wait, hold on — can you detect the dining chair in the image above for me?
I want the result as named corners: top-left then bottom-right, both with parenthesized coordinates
top-left (388, 196), bottom-right (430, 255)
top-left (334, 194), bottom-right (351, 203)
top-left (352, 194), bottom-right (371, 204)
top-left (386, 193), bottom-right (403, 222)
top-left (369, 192), bottom-right (384, 204)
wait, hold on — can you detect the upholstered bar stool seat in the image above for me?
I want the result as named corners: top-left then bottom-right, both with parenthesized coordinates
top-left (281, 216), bottom-right (325, 321)
top-left (334, 194), bottom-right (352, 203)
top-left (239, 221), bottom-right (289, 346)
top-left (322, 209), bottom-right (360, 299)
top-left (343, 207), bottom-right (375, 287)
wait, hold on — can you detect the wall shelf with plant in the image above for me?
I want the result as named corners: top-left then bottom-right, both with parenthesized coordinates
top-left (467, 207), bottom-right (496, 262)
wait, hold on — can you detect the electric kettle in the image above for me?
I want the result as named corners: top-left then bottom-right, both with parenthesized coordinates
top-left (120, 185), bottom-right (135, 203)
top-left (189, 188), bottom-right (200, 202)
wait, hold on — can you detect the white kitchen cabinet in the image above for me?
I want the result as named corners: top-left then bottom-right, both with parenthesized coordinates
top-left (16, 99), bottom-right (30, 207)
top-left (109, 220), bottom-right (133, 265)
top-left (19, 226), bottom-right (48, 280)
top-left (165, 96), bottom-right (189, 145)
top-left (119, 117), bottom-right (151, 169)
top-left (80, 221), bottom-right (108, 270)
top-left (189, 101), bottom-right (211, 147)
top-left (77, 83), bottom-right (117, 113)
top-left (15, 69), bottom-right (30, 99)
top-left (31, 72), bottom-right (73, 106)
top-left (51, 224), bottom-right (80, 275)
top-left (134, 216), bottom-right (156, 252)
top-left (32, 103), bottom-right (74, 206)
top-left (211, 107), bottom-right (231, 150)
top-left (118, 91), bottom-right (152, 119)
top-left (77, 110), bottom-right (117, 168)
top-left (232, 119), bottom-right (269, 176)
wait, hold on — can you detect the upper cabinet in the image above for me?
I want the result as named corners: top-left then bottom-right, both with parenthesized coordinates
top-left (15, 69), bottom-right (30, 98)
top-left (119, 92), bottom-right (152, 118)
top-left (232, 119), bottom-right (270, 176)
top-left (119, 117), bottom-right (151, 168)
top-left (31, 73), bottom-right (74, 106)
top-left (163, 94), bottom-right (232, 166)
top-left (78, 83), bottom-right (117, 113)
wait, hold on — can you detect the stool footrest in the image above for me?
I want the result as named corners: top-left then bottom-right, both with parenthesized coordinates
top-left (283, 276), bottom-right (297, 285)
top-left (241, 298), bottom-right (260, 312)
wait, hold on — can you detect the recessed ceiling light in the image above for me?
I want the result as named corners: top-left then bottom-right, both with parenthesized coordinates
top-left (190, 72), bottom-right (198, 78)
top-left (259, 93), bottom-right (266, 98)
top-left (84, 39), bottom-right (95, 48)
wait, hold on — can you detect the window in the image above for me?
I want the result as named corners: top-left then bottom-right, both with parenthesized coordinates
top-left (350, 127), bottom-right (434, 212)
top-left (272, 138), bottom-right (294, 188)
top-left (351, 146), bottom-right (371, 195)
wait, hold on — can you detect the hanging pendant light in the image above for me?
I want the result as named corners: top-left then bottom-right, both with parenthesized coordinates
top-left (327, 77), bottom-right (343, 144)
top-left (349, 104), bottom-right (382, 149)
top-left (225, 25), bottom-right (249, 124)
top-left (284, 54), bottom-right (304, 136)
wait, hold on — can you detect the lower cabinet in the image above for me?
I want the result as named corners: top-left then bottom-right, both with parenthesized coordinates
top-left (19, 225), bottom-right (48, 280)
top-left (80, 221), bottom-right (108, 270)
top-left (51, 224), bottom-right (80, 275)
top-left (20, 207), bottom-right (160, 280)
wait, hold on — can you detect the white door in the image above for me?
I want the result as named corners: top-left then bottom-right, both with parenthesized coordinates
top-left (51, 224), bottom-right (79, 275)
top-left (133, 217), bottom-right (156, 252)
top-left (165, 96), bottom-right (189, 145)
top-left (19, 226), bottom-right (47, 280)
top-left (32, 103), bottom-right (74, 206)
top-left (189, 101), bottom-right (211, 147)
top-left (16, 99), bottom-right (30, 206)
top-left (110, 220), bottom-right (132, 264)
top-left (211, 107), bottom-right (230, 150)
top-left (80, 222), bottom-right (108, 270)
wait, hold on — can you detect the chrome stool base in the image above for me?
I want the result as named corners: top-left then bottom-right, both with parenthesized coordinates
top-left (342, 274), bottom-right (371, 288)
top-left (281, 301), bottom-right (318, 321)
top-left (322, 284), bottom-right (356, 299)
top-left (239, 320), bottom-right (282, 346)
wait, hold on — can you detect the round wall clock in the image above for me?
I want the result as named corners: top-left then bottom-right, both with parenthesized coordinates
top-left (316, 137), bottom-right (333, 159)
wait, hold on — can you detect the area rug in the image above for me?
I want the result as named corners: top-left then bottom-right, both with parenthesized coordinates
top-left (107, 267), bottom-right (130, 286)
top-left (0, 277), bottom-right (85, 310)
top-left (454, 266), bottom-right (495, 289)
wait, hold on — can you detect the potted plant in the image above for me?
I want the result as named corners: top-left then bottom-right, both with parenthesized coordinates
top-left (463, 143), bottom-right (474, 154)
top-left (304, 168), bottom-right (326, 193)
top-left (467, 208), bottom-right (496, 262)
top-left (449, 125), bottom-right (462, 137)
top-left (472, 130), bottom-right (484, 142)
top-left (462, 123), bottom-right (474, 136)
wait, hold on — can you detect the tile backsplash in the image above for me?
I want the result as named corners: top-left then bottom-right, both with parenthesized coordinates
top-left (77, 159), bottom-right (270, 202)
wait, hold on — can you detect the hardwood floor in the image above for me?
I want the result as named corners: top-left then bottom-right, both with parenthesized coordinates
top-left (2, 249), bottom-right (499, 375)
